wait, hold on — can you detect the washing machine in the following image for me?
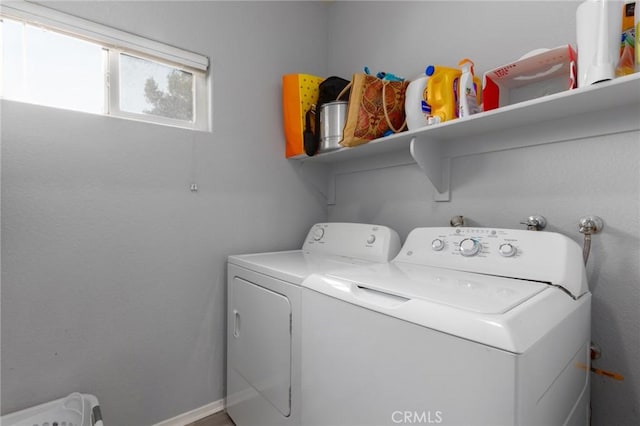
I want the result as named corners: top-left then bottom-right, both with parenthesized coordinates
top-left (226, 222), bottom-right (401, 426)
top-left (302, 227), bottom-right (591, 426)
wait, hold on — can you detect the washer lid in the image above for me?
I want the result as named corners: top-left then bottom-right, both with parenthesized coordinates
top-left (324, 262), bottom-right (547, 314)
top-left (303, 264), bottom-right (588, 353)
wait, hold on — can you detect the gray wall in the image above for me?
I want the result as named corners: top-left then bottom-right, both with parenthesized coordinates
top-left (1, 1), bottom-right (328, 425)
top-left (2, 1), bottom-right (639, 426)
top-left (326, 1), bottom-right (639, 425)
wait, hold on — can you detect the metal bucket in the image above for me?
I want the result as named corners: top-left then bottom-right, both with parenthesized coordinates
top-left (319, 101), bottom-right (348, 152)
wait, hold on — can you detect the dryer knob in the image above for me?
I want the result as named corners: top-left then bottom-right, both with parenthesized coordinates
top-left (459, 238), bottom-right (480, 257)
top-left (431, 238), bottom-right (445, 251)
top-left (367, 234), bottom-right (376, 245)
top-left (312, 228), bottom-right (325, 241)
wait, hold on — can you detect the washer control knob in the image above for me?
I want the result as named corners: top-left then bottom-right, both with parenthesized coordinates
top-left (459, 238), bottom-right (480, 257)
top-left (431, 238), bottom-right (445, 251)
top-left (367, 234), bottom-right (376, 245)
top-left (312, 228), bottom-right (325, 241)
top-left (499, 243), bottom-right (516, 257)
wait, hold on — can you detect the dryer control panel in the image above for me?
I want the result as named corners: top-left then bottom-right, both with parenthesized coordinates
top-left (303, 223), bottom-right (401, 262)
top-left (395, 227), bottom-right (587, 298)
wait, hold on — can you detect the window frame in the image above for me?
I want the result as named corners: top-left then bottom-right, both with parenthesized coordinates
top-left (1, 1), bottom-right (210, 131)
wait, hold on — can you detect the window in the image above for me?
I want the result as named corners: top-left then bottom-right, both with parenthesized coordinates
top-left (1, 2), bottom-right (209, 130)
top-left (119, 53), bottom-right (194, 121)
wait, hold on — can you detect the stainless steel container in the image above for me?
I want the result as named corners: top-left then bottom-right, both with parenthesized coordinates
top-left (319, 100), bottom-right (348, 152)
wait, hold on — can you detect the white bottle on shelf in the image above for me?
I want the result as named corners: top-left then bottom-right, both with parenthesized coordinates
top-left (405, 68), bottom-right (431, 130)
top-left (458, 58), bottom-right (480, 118)
top-left (576, 0), bottom-right (624, 86)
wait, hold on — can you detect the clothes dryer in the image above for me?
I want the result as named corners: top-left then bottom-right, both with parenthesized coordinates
top-left (226, 223), bottom-right (401, 426)
top-left (302, 227), bottom-right (591, 426)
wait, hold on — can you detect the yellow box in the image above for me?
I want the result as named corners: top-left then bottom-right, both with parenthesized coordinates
top-left (282, 74), bottom-right (324, 158)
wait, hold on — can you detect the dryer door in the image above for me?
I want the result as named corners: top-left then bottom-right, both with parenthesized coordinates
top-left (229, 277), bottom-right (292, 416)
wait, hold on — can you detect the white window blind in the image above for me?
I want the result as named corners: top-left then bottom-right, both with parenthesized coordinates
top-left (0, 1), bottom-right (208, 71)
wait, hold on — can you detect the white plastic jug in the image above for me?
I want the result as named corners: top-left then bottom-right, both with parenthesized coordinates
top-left (405, 71), bottom-right (430, 130)
top-left (576, 0), bottom-right (623, 87)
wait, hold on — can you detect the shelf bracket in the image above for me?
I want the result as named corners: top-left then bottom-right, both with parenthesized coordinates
top-left (433, 158), bottom-right (450, 202)
top-left (410, 137), bottom-right (450, 201)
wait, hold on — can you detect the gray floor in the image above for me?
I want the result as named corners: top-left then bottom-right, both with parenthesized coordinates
top-left (187, 411), bottom-right (235, 426)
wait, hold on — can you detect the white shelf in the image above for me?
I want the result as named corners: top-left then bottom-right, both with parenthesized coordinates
top-left (291, 73), bottom-right (640, 201)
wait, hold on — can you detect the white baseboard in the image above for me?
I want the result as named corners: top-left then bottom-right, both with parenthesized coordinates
top-left (153, 399), bottom-right (225, 426)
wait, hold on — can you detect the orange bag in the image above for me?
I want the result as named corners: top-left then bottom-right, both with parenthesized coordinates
top-left (282, 74), bottom-right (324, 158)
top-left (340, 73), bottom-right (408, 148)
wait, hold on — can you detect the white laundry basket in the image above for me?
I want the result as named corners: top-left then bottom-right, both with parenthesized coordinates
top-left (0, 393), bottom-right (103, 426)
